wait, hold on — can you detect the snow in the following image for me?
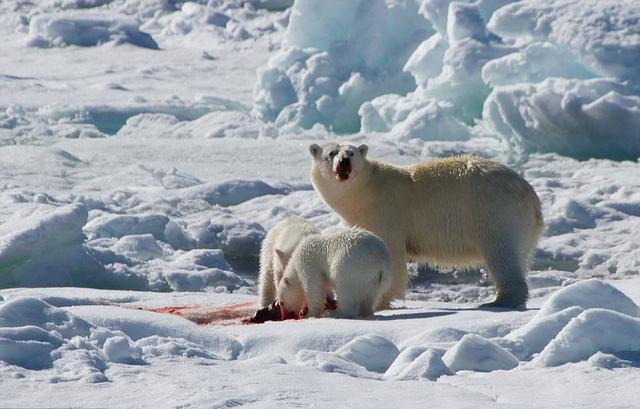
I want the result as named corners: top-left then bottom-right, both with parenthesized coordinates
top-left (253, 0), bottom-right (431, 133)
top-left (534, 309), bottom-right (640, 367)
top-left (1, 281), bottom-right (639, 407)
top-left (84, 213), bottom-right (169, 240)
top-left (483, 78), bottom-right (640, 160)
top-left (0, 297), bottom-right (94, 338)
top-left (536, 279), bottom-right (640, 318)
top-left (489, 0), bottom-right (640, 82)
top-left (1, 0), bottom-right (640, 406)
top-left (504, 306), bottom-right (584, 359)
top-left (102, 335), bottom-right (144, 364)
top-left (387, 348), bottom-right (453, 381)
top-left (334, 334), bottom-right (400, 373)
top-left (442, 333), bottom-right (520, 372)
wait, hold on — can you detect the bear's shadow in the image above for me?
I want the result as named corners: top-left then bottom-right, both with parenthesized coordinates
top-left (371, 306), bottom-right (540, 321)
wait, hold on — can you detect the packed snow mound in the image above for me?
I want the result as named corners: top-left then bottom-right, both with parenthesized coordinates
top-left (118, 111), bottom-right (262, 139)
top-left (253, 0), bottom-right (431, 133)
top-left (162, 268), bottom-right (246, 292)
top-left (0, 297), bottom-right (226, 378)
top-left (504, 306), bottom-right (584, 360)
top-left (102, 335), bottom-right (144, 364)
top-left (489, 0), bottom-right (640, 82)
top-left (483, 78), bottom-right (640, 160)
top-left (501, 280), bottom-right (640, 364)
top-left (0, 204), bottom-right (87, 266)
top-left (0, 325), bottom-right (64, 370)
top-left (588, 351), bottom-right (639, 369)
top-left (384, 346), bottom-right (429, 378)
top-left (171, 249), bottom-right (231, 271)
top-left (481, 42), bottom-right (593, 87)
top-left (536, 279), bottom-right (640, 319)
top-left (186, 179), bottom-right (290, 207)
top-left (112, 234), bottom-right (164, 261)
top-left (335, 334), bottom-right (400, 373)
top-left (296, 349), bottom-right (379, 379)
top-left (359, 95), bottom-right (472, 141)
top-left (533, 309), bottom-right (640, 367)
top-left (249, 0), bottom-right (293, 11)
top-left (27, 13), bottom-right (159, 49)
top-left (399, 327), bottom-right (468, 350)
top-left (0, 297), bottom-right (94, 338)
top-left (84, 213), bottom-right (169, 240)
top-left (136, 335), bottom-right (216, 359)
top-left (53, 0), bottom-right (114, 9)
top-left (385, 348), bottom-right (453, 381)
top-left (442, 334), bottom-right (519, 372)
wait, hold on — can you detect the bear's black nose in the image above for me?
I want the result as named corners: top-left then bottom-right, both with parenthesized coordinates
top-left (338, 157), bottom-right (350, 167)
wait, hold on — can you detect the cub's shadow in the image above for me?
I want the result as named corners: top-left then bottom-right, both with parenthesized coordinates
top-left (371, 310), bottom-right (457, 321)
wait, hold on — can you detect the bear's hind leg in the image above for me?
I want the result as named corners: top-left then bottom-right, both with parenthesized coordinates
top-left (377, 247), bottom-right (408, 310)
top-left (480, 241), bottom-right (528, 309)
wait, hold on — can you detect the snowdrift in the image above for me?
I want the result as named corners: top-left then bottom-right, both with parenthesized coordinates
top-left (1, 278), bottom-right (640, 405)
top-left (0, 296), bottom-right (238, 381)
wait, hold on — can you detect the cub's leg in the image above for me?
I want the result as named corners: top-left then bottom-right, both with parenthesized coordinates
top-left (330, 274), bottom-right (360, 318)
top-left (302, 267), bottom-right (328, 318)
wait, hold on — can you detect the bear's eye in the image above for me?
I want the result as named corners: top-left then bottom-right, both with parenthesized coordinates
top-left (328, 150), bottom-right (338, 159)
top-left (283, 278), bottom-right (290, 286)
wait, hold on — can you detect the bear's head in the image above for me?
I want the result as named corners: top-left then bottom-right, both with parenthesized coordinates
top-left (308, 142), bottom-right (369, 187)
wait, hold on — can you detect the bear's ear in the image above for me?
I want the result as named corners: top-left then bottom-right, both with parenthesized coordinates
top-left (274, 249), bottom-right (290, 270)
top-left (357, 144), bottom-right (369, 158)
top-left (309, 144), bottom-right (322, 160)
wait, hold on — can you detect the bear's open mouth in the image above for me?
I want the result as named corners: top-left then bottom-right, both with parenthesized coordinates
top-left (335, 158), bottom-right (352, 181)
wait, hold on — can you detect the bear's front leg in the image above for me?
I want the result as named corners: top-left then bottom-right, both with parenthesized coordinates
top-left (258, 264), bottom-right (276, 308)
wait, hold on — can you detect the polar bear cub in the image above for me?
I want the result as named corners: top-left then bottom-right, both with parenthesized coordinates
top-left (309, 142), bottom-right (544, 309)
top-left (258, 217), bottom-right (319, 308)
top-left (277, 228), bottom-right (392, 318)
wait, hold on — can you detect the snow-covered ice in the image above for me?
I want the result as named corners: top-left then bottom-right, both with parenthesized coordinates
top-left (1, 0), bottom-right (640, 407)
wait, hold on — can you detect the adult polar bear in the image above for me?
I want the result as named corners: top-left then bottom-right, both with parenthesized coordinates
top-left (309, 142), bottom-right (543, 308)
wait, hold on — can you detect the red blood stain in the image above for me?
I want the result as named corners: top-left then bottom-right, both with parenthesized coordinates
top-left (141, 302), bottom-right (255, 326)
top-left (136, 295), bottom-right (339, 327)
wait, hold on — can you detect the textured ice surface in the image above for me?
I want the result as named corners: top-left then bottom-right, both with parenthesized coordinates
top-left (483, 78), bottom-right (640, 160)
top-left (27, 13), bottom-right (158, 49)
top-left (489, 0), bottom-right (640, 82)
top-left (253, 0), bottom-right (431, 133)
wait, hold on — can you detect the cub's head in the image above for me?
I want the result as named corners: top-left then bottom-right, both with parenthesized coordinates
top-left (309, 142), bottom-right (369, 185)
top-left (276, 265), bottom-right (305, 317)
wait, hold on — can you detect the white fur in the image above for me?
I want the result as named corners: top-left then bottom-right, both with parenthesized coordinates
top-left (257, 217), bottom-right (319, 308)
top-left (277, 228), bottom-right (392, 318)
top-left (309, 142), bottom-right (544, 308)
